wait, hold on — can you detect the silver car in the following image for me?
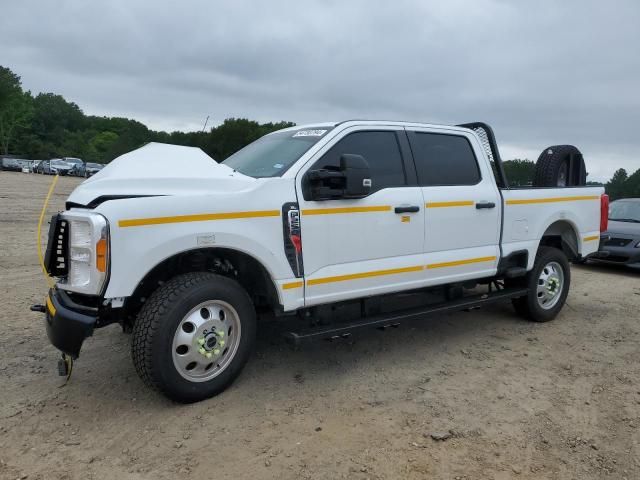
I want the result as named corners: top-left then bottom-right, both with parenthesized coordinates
top-left (591, 198), bottom-right (640, 269)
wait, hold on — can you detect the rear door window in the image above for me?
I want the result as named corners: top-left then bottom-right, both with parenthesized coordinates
top-left (408, 132), bottom-right (481, 186)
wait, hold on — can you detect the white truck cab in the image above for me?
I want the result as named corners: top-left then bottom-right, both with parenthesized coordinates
top-left (38, 120), bottom-right (608, 402)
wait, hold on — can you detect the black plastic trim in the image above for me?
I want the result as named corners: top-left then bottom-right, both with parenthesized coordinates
top-left (45, 288), bottom-right (97, 358)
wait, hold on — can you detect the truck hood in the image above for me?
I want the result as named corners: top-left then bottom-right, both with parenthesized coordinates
top-left (67, 143), bottom-right (254, 206)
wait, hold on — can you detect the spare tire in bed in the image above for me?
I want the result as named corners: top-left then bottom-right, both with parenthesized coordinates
top-left (533, 145), bottom-right (586, 187)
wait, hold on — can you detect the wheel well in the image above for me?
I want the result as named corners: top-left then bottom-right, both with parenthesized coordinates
top-left (539, 220), bottom-right (579, 261)
top-left (122, 248), bottom-right (281, 327)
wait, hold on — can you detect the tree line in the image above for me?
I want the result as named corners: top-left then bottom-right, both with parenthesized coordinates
top-left (2, 65), bottom-right (638, 199)
top-left (501, 159), bottom-right (639, 200)
top-left (0, 65), bottom-right (293, 163)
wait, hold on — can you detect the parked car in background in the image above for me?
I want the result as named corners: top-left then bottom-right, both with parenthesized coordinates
top-left (36, 159), bottom-right (73, 175)
top-left (590, 198), bottom-right (640, 269)
top-left (64, 157), bottom-right (85, 177)
top-left (1, 157), bottom-right (22, 172)
top-left (84, 162), bottom-right (104, 177)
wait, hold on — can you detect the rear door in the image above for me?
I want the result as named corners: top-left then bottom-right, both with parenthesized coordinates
top-left (296, 127), bottom-right (426, 306)
top-left (406, 128), bottom-right (501, 284)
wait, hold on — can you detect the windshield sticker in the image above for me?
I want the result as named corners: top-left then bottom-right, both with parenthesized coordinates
top-left (293, 129), bottom-right (327, 137)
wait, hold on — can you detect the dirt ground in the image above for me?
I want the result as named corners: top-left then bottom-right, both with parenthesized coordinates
top-left (0, 172), bottom-right (639, 480)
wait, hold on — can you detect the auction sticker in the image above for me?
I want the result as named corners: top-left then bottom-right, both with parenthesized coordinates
top-left (293, 130), bottom-right (327, 137)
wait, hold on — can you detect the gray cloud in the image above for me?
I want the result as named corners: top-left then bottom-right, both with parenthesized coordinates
top-left (2, 0), bottom-right (639, 180)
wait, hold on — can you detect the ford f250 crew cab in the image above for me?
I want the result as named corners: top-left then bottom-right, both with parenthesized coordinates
top-left (35, 120), bottom-right (608, 402)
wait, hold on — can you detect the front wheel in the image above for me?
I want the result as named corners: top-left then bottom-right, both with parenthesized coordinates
top-left (132, 272), bottom-right (256, 403)
top-left (511, 246), bottom-right (571, 322)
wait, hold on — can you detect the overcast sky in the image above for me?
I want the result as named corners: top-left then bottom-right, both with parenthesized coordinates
top-left (2, 0), bottom-right (639, 181)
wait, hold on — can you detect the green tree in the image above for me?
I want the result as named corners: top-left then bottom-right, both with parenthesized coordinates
top-left (605, 168), bottom-right (628, 200)
top-left (0, 66), bottom-right (33, 154)
top-left (502, 159), bottom-right (536, 186)
top-left (623, 168), bottom-right (640, 198)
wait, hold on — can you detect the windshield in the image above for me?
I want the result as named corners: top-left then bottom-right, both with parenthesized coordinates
top-left (64, 158), bottom-right (82, 165)
top-left (609, 200), bottom-right (640, 223)
top-left (222, 127), bottom-right (331, 178)
top-left (87, 163), bottom-right (103, 169)
top-left (51, 160), bottom-right (67, 167)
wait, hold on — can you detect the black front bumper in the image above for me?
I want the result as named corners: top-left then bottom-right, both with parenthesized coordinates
top-left (45, 288), bottom-right (98, 358)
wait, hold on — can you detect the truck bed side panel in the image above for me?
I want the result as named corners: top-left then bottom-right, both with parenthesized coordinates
top-left (501, 187), bottom-right (604, 269)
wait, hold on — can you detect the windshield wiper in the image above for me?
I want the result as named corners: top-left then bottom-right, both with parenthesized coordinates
top-left (609, 218), bottom-right (640, 223)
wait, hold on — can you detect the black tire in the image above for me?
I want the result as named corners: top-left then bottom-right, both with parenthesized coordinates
top-left (132, 272), bottom-right (256, 403)
top-left (533, 145), bottom-right (586, 187)
top-left (511, 246), bottom-right (571, 322)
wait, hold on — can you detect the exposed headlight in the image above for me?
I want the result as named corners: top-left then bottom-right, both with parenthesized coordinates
top-left (58, 211), bottom-right (109, 295)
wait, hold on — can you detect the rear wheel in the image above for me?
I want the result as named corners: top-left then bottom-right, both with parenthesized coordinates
top-left (132, 272), bottom-right (256, 403)
top-left (511, 247), bottom-right (571, 322)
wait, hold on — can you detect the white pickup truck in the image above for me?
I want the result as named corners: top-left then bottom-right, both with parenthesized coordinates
top-left (36, 120), bottom-right (608, 402)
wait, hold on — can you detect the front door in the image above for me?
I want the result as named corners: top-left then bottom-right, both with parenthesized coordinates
top-left (296, 127), bottom-right (425, 306)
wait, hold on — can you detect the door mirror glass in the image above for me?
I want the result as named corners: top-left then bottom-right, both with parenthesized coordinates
top-left (340, 154), bottom-right (371, 198)
top-left (307, 154), bottom-right (371, 200)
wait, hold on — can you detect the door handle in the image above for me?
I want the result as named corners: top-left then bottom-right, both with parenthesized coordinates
top-left (475, 201), bottom-right (496, 209)
top-left (394, 205), bottom-right (420, 214)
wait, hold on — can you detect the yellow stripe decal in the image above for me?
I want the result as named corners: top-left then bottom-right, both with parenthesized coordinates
top-left (426, 256), bottom-right (497, 270)
top-left (506, 195), bottom-right (599, 205)
top-left (307, 265), bottom-right (424, 286)
top-left (583, 235), bottom-right (599, 242)
top-left (282, 281), bottom-right (304, 290)
top-left (119, 210), bottom-right (280, 228)
top-left (46, 296), bottom-right (56, 316)
top-left (305, 256), bottom-right (497, 287)
top-left (301, 206), bottom-right (391, 215)
top-left (426, 200), bottom-right (474, 208)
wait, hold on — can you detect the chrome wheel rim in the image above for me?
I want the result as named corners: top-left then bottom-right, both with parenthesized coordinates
top-left (536, 261), bottom-right (564, 310)
top-left (172, 300), bottom-right (242, 382)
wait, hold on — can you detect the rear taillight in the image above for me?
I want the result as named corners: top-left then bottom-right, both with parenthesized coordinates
top-left (600, 194), bottom-right (609, 232)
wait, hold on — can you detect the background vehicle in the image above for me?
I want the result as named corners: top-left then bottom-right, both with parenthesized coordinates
top-left (590, 198), bottom-right (640, 268)
top-left (36, 121), bottom-right (606, 403)
top-left (1, 157), bottom-right (22, 171)
top-left (84, 162), bottom-right (104, 177)
top-left (35, 159), bottom-right (73, 175)
top-left (63, 157), bottom-right (85, 177)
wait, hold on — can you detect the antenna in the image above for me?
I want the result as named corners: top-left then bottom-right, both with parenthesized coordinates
top-left (201, 115), bottom-right (210, 132)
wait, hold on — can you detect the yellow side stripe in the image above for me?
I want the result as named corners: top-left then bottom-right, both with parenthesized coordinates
top-left (301, 206), bottom-right (391, 215)
top-left (119, 210), bottom-right (280, 228)
top-left (46, 296), bottom-right (56, 316)
top-left (426, 200), bottom-right (474, 208)
top-left (282, 281), bottom-right (304, 290)
top-left (300, 256), bottom-right (497, 288)
top-left (506, 195), bottom-right (599, 205)
top-left (307, 265), bottom-right (424, 286)
top-left (426, 256), bottom-right (497, 269)
top-left (583, 235), bottom-right (600, 242)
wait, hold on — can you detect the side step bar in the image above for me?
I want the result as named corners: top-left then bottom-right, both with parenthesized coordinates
top-left (284, 287), bottom-right (528, 346)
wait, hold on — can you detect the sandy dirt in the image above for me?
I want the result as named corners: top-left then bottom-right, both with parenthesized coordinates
top-left (0, 171), bottom-right (639, 480)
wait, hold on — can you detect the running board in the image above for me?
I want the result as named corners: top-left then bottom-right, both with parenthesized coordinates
top-left (284, 287), bottom-right (529, 346)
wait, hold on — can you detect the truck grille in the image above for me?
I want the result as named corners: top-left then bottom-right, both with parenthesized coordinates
top-left (44, 214), bottom-right (69, 277)
top-left (603, 237), bottom-right (632, 247)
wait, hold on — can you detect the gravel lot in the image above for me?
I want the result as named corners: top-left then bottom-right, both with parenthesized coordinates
top-left (1, 172), bottom-right (639, 480)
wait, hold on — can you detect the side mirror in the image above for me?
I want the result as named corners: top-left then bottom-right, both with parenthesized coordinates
top-left (306, 154), bottom-right (371, 201)
top-left (340, 154), bottom-right (371, 199)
